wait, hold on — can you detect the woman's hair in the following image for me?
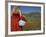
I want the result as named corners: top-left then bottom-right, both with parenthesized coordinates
top-left (12, 6), bottom-right (20, 12)
top-left (11, 6), bottom-right (23, 16)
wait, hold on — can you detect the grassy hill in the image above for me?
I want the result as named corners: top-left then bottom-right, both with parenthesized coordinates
top-left (22, 12), bottom-right (41, 31)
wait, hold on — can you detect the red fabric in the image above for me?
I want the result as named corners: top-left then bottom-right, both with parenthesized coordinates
top-left (11, 13), bottom-right (24, 31)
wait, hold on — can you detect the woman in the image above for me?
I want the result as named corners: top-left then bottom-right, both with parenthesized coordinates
top-left (11, 7), bottom-right (27, 31)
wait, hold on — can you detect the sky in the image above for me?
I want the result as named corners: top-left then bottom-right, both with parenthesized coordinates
top-left (11, 6), bottom-right (41, 14)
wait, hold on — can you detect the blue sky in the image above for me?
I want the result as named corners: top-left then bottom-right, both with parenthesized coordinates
top-left (11, 6), bottom-right (41, 14)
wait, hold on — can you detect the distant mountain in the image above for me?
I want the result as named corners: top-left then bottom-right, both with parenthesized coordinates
top-left (23, 12), bottom-right (41, 15)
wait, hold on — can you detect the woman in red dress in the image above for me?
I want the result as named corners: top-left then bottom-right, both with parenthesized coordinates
top-left (11, 7), bottom-right (27, 31)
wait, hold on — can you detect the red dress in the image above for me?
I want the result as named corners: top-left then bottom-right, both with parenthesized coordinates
top-left (11, 13), bottom-right (24, 31)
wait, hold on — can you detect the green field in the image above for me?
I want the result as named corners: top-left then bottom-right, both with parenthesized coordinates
top-left (23, 13), bottom-right (41, 31)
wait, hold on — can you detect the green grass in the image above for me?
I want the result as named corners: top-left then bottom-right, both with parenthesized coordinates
top-left (23, 14), bottom-right (41, 31)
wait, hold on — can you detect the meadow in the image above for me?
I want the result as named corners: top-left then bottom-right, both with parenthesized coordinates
top-left (23, 13), bottom-right (41, 31)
